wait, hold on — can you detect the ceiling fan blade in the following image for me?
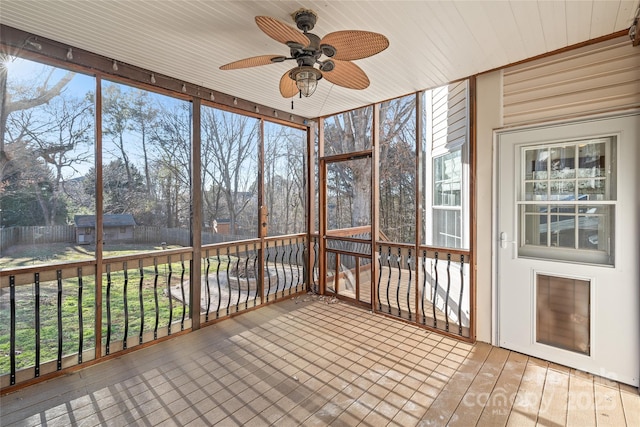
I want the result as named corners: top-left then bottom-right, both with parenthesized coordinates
top-left (220, 55), bottom-right (286, 70)
top-left (320, 30), bottom-right (389, 61)
top-left (279, 70), bottom-right (299, 98)
top-left (255, 16), bottom-right (310, 47)
top-left (323, 60), bottom-right (370, 90)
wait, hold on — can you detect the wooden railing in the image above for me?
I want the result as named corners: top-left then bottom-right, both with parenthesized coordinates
top-left (0, 235), bottom-right (308, 390)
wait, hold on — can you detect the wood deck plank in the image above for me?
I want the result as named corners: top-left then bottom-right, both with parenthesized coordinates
top-left (419, 342), bottom-right (492, 425)
top-left (449, 346), bottom-right (510, 427)
top-left (536, 365), bottom-right (569, 426)
top-left (476, 351), bottom-right (529, 427)
top-left (566, 371), bottom-right (596, 427)
top-left (594, 382), bottom-right (627, 426)
top-left (2, 299), bottom-right (638, 427)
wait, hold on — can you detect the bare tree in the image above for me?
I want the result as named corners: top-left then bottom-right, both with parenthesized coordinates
top-left (13, 93), bottom-right (94, 225)
top-left (1, 56), bottom-right (74, 186)
top-left (102, 84), bottom-right (134, 184)
top-left (201, 107), bottom-right (258, 235)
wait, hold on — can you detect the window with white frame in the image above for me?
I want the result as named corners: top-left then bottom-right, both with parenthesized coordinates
top-left (423, 81), bottom-right (469, 250)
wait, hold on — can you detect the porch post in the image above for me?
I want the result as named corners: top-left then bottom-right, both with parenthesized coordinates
top-left (190, 98), bottom-right (202, 330)
top-left (371, 104), bottom-right (380, 311)
top-left (94, 75), bottom-right (103, 359)
top-left (317, 117), bottom-right (326, 295)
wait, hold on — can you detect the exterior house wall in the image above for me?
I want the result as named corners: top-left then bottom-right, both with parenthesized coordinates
top-left (475, 35), bottom-right (640, 344)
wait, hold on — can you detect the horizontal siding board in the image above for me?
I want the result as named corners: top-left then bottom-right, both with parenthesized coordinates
top-left (504, 39), bottom-right (630, 84)
top-left (504, 93), bottom-right (640, 125)
top-left (504, 52), bottom-right (639, 95)
top-left (506, 81), bottom-right (640, 116)
top-left (503, 36), bottom-right (640, 125)
top-left (505, 67), bottom-right (640, 106)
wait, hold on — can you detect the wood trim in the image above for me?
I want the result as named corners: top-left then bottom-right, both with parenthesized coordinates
top-left (257, 119), bottom-right (266, 305)
top-left (468, 76), bottom-right (477, 342)
top-left (0, 24), bottom-right (309, 127)
top-left (415, 92), bottom-right (424, 323)
top-left (321, 149), bottom-right (373, 162)
top-left (371, 103), bottom-right (380, 312)
top-left (318, 118), bottom-right (326, 295)
top-left (306, 122), bottom-right (316, 292)
top-left (190, 98), bottom-right (202, 330)
top-left (94, 75), bottom-right (104, 360)
top-left (479, 29), bottom-right (630, 79)
top-left (325, 225), bottom-right (371, 237)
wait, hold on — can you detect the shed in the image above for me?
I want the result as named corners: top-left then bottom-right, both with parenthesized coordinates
top-left (74, 214), bottom-right (136, 244)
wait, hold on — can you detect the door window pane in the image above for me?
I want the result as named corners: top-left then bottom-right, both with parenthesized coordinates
top-left (519, 138), bottom-right (615, 265)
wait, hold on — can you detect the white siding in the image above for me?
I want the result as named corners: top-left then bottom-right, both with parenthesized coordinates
top-left (503, 36), bottom-right (640, 125)
top-left (431, 80), bottom-right (468, 151)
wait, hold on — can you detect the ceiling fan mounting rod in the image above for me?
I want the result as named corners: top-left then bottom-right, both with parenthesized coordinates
top-left (292, 8), bottom-right (317, 32)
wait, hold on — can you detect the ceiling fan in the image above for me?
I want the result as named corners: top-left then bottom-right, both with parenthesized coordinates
top-left (219, 9), bottom-right (389, 98)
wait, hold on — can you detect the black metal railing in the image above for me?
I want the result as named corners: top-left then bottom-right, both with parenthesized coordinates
top-left (1, 235), bottom-right (309, 389)
top-left (377, 243), bottom-right (471, 338)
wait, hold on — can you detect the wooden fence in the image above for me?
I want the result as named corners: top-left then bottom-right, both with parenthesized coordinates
top-left (1, 225), bottom-right (266, 253)
top-left (0, 226), bottom-right (75, 252)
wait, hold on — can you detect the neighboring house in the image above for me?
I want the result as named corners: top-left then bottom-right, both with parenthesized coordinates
top-left (74, 214), bottom-right (136, 244)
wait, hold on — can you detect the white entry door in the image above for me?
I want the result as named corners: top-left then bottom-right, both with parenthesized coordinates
top-left (496, 113), bottom-right (639, 386)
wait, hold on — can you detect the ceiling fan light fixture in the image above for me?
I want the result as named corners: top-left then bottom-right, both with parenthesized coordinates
top-left (291, 66), bottom-right (322, 97)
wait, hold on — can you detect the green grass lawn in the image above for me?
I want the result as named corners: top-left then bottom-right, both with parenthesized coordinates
top-left (0, 243), bottom-right (189, 375)
top-left (0, 242), bottom-right (182, 268)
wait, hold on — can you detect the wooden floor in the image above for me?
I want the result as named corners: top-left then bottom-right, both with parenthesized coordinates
top-left (1, 298), bottom-right (638, 426)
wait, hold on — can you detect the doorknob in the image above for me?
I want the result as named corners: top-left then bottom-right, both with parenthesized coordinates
top-left (500, 232), bottom-right (508, 249)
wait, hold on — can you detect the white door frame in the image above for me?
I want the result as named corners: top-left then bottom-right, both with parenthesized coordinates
top-left (491, 110), bottom-right (640, 386)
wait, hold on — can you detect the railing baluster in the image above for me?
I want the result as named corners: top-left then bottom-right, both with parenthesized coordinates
top-left (106, 264), bottom-right (112, 355)
top-left (445, 253), bottom-right (451, 332)
top-left (386, 246), bottom-right (392, 314)
top-left (293, 239), bottom-right (300, 292)
top-left (225, 247), bottom-right (231, 315)
top-left (234, 250), bottom-right (241, 312)
top-left (265, 241), bottom-right (272, 302)
top-left (433, 252), bottom-right (438, 328)
top-left (153, 258), bottom-right (159, 340)
top-left (10, 275), bottom-right (16, 385)
top-left (244, 244), bottom-right (251, 309)
top-left (205, 250), bottom-right (211, 321)
top-left (421, 250), bottom-right (427, 325)
top-left (35, 272), bottom-right (40, 377)
top-left (289, 239), bottom-right (298, 295)
top-left (252, 243), bottom-right (259, 306)
top-left (57, 269), bottom-right (63, 371)
top-left (395, 248), bottom-right (401, 317)
top-left (407, 250), bottom-right (412, 321)
top-left (180, 255), bottom-right (186, 330)
top-left (459, 254), bottom-right (465, 335)
top-left (77, 267), bottom-right (83, 364)
top-left (312, 240), bottom-right (318, 292)
top-left (377, 245), bottom-right (383, 311)
top-left (274, 241), bottom-right (282, 298)
top-left (215, 248), bottom-right (221, 318)
top-left (167, 256), bottom-right (173, 335)
top-left (138, 259), bottom-right (144, 345)
top-left (123, 261), bottom-right (129, 350)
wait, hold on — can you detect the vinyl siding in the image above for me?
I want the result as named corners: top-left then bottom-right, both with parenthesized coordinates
top-left (503, 36), bottom-right (640, 125)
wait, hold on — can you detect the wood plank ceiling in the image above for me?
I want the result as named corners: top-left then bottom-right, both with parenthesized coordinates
top-left (1, 1), bottom-right (638, 119)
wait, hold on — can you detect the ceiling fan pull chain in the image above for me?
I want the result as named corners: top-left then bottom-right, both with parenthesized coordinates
top-left (291, 100), bottom-right (294, 110)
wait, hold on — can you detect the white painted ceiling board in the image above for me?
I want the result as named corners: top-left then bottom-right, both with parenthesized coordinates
top-left (538, 1), bottom-right (569, 52)
top-left (1, 0), bottom-right (637, 119)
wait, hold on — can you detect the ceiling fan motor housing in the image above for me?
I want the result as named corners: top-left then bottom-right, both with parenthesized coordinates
top-left (293, 9), bottom-right (317, 32)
